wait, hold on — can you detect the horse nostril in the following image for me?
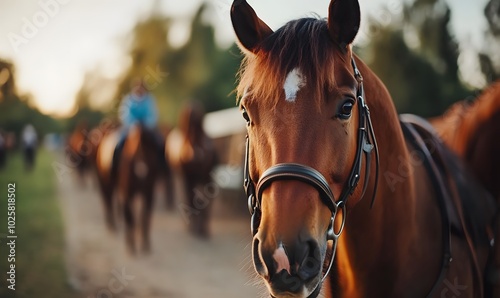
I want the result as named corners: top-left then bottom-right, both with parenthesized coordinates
top-left (297, 240), bottom-right (322, 282)
top-left (270, 269), bottom-right (303, 293)
top-left (253, 237), bottom-right (323, 294)
top-left (252, 238), bottom-right (268, 277)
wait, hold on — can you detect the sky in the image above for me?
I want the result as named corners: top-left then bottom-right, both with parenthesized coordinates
top-left (0, 0), bottom-right (489, 117)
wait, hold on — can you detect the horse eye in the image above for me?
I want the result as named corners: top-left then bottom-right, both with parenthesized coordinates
top-left (337, 100), bottom-right (354, 120)
top-left (241, 107), bottom-right (251, 125)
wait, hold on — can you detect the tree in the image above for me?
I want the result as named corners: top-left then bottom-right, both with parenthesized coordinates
top-left (0, 59), bottom-right (16, 102)
top-left (403, 0), bottom-right (468, 106)
top-left (114, 14), bottom-right (174, 121)
top-left (179, 4), bottom-right (241, 112)
top-left (113, 2), bottom-right (242, 124)
top-left (361, 25), bottom-right (444, 116)
top-left (158, 3), bottom-right (241, 115)
top-left (358, 0), bottom-right (471, 117)
top-left (485, 0), bottom-right (500, 36)
top-left (0, 59), bottom-right (62, 137)
top-left (479, 0), bottom-right (500, 84)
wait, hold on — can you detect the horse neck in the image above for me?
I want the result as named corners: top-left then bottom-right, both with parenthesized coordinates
top-left (138, 128), bottom-right (159, 162)
top-left (328, 58), bottom-right (441, 296)
top-left (440, 85), bottom-right (500, 157)
top-left (465, 108), bottom-right (500, 200)
top-left (125, 127), bottom-right (152, 160)
top-left (436, 103), bottom-right (474, 157)
top-left (185, 124), bottom-right (209, 151)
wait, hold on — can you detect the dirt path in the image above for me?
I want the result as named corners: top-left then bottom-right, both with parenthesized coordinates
top-left (57, 169), bottom-right (264, 298)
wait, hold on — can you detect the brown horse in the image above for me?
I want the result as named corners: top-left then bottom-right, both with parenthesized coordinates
top-left (90, 120), bottom-right (173, 234)
top-left (117, 124), bottom-right (168, 254)
top-left (93, 125), bottom-right (120, 231)
top-left (231, 0), bottom-right (495, 297)
top-left (431, 82), bottom-right (500, 294)
top-left (65, 119), bottom-right (120, 231)
top-left (172, 102), bottom-right (218, 238)
top-left (431, 82), bottom-right (500, 202)
top-left (67, 121), bottom-right (92, 183)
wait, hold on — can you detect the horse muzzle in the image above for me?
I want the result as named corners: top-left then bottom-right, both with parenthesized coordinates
top-left (252, 235), bottom-right (327, 298)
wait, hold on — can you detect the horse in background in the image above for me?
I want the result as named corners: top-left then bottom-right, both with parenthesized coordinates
top-left (231, 0), bottom-right (495, 296)
top-left (431, 81), bottom-right (500, 294)
top-left (67, 121), bottom-right (92, 184)
top-left (170, 102), bottom-right (218, 239)
top-left (87, 119), bottom-right (173, 232)
top-left (116, 123), bottom-right (169, 254)
top-left (158, 124), bottom-right (175, 211)
top-left (431, 81), bottom-right (500, 202)
top-left (92, 123), bottom-right (120, 231)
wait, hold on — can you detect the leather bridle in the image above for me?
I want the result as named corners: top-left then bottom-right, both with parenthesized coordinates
top-left (243, 57), bottom-right (380, 282)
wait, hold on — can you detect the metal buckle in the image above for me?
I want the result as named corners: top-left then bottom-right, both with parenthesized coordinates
top-left (326, 201), bottom-right (346, 241)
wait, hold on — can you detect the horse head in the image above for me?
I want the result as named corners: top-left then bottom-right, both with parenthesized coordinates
top-left (232, 0), bottom-right (380, 296)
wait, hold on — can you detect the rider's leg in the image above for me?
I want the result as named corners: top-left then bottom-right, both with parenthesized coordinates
top-left (112, 129), bottom-right (127, 176)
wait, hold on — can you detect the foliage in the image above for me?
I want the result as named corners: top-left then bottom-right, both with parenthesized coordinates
top-left (359, 0), bottom-right (471, 117)
top-left (479, 0), bottom-right (500, 83)
top-left (359, 27), bottom-right (445, 116)
top-left (0, 59), bottom-right (16, 101)
top-left (0, 60), bottom-right (64, 140)
top-left (5, 0), bottom-right (499, 130)
top-left (0, 95), bottom-right (63, 141)
top-left (64, 107), bottom-right (106, 134)
top-left (113, 2), bottom-right (241, 125)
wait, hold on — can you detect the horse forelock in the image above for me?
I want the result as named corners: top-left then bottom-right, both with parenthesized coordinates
top-left (236, 18), bottom-right (345, 107)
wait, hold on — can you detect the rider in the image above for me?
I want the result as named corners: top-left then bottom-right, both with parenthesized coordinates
top-left (112, 78), bottom-right (161, 175)
top-left (22, 124), bottom-right (38, 170)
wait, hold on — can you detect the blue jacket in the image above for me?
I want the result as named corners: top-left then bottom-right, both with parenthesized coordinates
top-left (119, 93), bottom-right (158, 130)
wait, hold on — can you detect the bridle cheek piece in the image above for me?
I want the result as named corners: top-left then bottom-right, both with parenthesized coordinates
top-left (243, 57), bottom-right (380, 282)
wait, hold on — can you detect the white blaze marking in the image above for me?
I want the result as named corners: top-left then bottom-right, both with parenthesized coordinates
top-left (273, 243), bottom-right (291, 274)
top-left (283, 68), bottom-right (306, 102)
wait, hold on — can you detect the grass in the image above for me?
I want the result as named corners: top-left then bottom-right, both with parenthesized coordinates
top-left (0, 149), bottom-right (75, 298)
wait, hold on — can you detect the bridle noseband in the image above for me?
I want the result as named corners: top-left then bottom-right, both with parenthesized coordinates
top-left (243, 57), bottom-right (380, 282)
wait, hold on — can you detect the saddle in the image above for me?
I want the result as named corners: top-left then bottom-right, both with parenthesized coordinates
top-left (111, 126), bottom-right (167, 178)
top-left (400, 114), bottom-right (496, 298)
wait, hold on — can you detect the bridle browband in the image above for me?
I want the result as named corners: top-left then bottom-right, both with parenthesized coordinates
top-left (243, 57), bottom-right (380, 282)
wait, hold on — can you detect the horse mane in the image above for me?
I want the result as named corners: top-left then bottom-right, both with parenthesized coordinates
top-left (237, 18), bottom-right (346, 105)
top-left (432, 81), bottom-right (500, 152)
top-left (123, 124), bottom-right (158, 161)
top-left (123, 125), bottom-right (142, 158)
top-left (468, 81), bottom-right (500, 122)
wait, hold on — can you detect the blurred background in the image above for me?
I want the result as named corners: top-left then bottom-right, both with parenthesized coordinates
top-left (0, 0), bottom-right (499, 297)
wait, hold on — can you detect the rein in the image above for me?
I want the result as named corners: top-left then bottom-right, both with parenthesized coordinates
top-left (243, 57), bottom-right (380, 283)
top-left (400, 119), bottom-right (453, 298)
top-left (401, 115), bottom-right (485, 298)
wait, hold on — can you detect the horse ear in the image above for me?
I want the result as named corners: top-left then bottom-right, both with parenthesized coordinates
top-left (231, 0), bottom-right (273, 53)
top-left (328, 0), bottom-right (361, 49)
